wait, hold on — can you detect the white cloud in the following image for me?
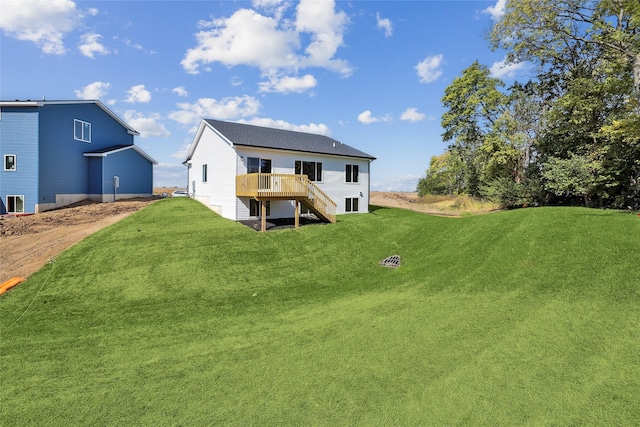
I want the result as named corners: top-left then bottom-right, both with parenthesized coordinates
top-left (372, 174), bottom-right (423, 192)
top-left (181, 0), bottom-right (351, 79)
top-left (490, 58), bottom-right (527, 78)
top-left (169, 96), bottom-right (262, 125)
top-left (358, 110), bottom-right (392, 125)
top-left (122, 110), bottom-right (170, 138)
top-left (295, 0), bottom-right (351, 74)
top-left (182, 8), bottom-right (298, 74)
top-left (74, 81), bottom-right (111, 100)
top-left (400, 108), bottom-right (427, 122)
top-left (153, 162), bottom-right (188, 187)
top-left (171, 143), bottom-right (192, 160)
top-left (0, 0), bottom-right (81, 54)
top-left (125, 84), bottom-right (152, 103)
top-left (78, 33), bottom-right (110, 58)
top-left (376, 13), bottom-right (392, 37)
top-left (416, 54), bottom-right (444, 83)
top-left (172, 86), bottom-right (189, 97)
top-left (258, 74), bottom-right (317, 93)
top-left (240, 117), bottom-right (331, 136)
top-left (484, 0), bottom-right (507, 21)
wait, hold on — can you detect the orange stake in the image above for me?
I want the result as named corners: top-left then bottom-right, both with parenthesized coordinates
top-left (0, 277), bottom-right (26, 295)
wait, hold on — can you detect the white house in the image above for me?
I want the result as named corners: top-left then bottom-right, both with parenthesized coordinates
top-left (183, 119), bottom-right (375, 230)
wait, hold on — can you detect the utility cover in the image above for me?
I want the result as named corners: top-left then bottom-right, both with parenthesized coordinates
top-left (379, 255), bottom-right (401, 268)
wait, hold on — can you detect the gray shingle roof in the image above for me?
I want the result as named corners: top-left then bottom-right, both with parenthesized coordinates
top-left (205, 119), bottom-right (375, 160)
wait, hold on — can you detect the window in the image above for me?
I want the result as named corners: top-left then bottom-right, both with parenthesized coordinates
top-left (345, 197), bottom-right (359, 212)
top-left (74, 119), bottom-right (91, 142)
top-left (295, 160), bottom-right (322, 182)
top-left (346, 164), bottom-right (359, 183)
top-left (4, 154), bottom-right (16, 171)
top-left (202, 164), bottom-right (208, 182)
top-left (7, 195), bottom-right (24, 213)
top-left (247, 157), bottom-right (272, 173)
top-left (250, 199), bottom-right (270, 217)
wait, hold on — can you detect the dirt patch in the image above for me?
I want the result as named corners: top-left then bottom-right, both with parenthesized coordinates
top-left (370, 192), bottom-right (460, 217)
top-left (0, 197), bottom-right (159, 284)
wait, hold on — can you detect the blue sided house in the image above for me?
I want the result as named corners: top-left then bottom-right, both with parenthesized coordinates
top-left (0, 100), bottom-right (157, 214)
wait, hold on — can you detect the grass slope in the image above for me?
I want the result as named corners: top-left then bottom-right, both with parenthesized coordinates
top-left (2, 199), bottom-right (639, 425)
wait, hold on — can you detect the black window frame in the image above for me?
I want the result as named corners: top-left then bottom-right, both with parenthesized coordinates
top-left (345, 197), bottom-right (359, 212)
top-left (250, 199), bottom-right (270, 217)
top-left (4, 154), bottom-right (16, 171)
top-left (202, 164), bottom-right (208, 182)
top-left (295, 160), bottom-right (323, 182)
top-left (346, 164), bottom-right (359, 183)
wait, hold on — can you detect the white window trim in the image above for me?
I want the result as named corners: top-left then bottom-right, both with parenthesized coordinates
top-left (6, 195), bottom-right (25, 213)
top-left (74, 119), bottom-right (91, 143)
top-left (4, 154), bottom-right (16, 171)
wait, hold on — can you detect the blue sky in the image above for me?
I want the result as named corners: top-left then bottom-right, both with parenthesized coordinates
top-left (0, 0), bottom-right (528, 190)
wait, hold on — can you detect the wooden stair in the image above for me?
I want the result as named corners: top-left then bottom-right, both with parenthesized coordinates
top-left (236, 173), bottom-right (337, 224)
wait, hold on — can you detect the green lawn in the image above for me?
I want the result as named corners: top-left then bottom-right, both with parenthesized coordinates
top-left (2, 199), bottom-right (639, 425)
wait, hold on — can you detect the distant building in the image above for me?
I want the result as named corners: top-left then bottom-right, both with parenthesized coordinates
top-left (0, 100), bottom-right (157, 214)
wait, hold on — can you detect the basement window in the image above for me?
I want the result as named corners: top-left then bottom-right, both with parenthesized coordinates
top-left (250, 199), bottom-right (270, 217)
top-left (7, 195), bottom-right (24, 213)
top-left (74, 119), bottom-right (91, 142)
top-left (4, 154), bottom-right (16, 171)
top-left (345, 197), bottom-right (359, 212)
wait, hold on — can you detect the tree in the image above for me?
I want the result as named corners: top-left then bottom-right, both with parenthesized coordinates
top-left (490, 0), bottom-right (640, 98)
top-left (441, 62), bottom-right (506, 195)
top-left (542, 154), bottom-right (600, 205)
top-left (417, 151), bottom-right (464, 196)
top-left (490, 0), bottom-right (640, 207)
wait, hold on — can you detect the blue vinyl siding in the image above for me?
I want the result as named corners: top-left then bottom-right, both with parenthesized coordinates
top-left (102, 149), bottom-right (153, 195)
top-left (38, 103), bottom-right (134, 202)
top-left (0, 107), bottom-right (39, 214)
top-left (87, 157), bottom-right (103, 194)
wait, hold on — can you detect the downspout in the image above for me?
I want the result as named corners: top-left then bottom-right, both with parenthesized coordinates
top-left (368, 159), bottom-right (372, 213)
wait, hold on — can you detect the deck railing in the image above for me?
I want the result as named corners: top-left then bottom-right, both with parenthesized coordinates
top-left (236, 173), bottom-right (336, 223)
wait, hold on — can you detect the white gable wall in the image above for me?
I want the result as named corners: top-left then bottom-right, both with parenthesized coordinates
top-left (188, 126), bottom-right (238, 220)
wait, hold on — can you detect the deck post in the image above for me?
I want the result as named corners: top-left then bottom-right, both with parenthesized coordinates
top-left (261, 200), bottom-right (267, 233)
top-left (295, 200), bottom-right (299, 229)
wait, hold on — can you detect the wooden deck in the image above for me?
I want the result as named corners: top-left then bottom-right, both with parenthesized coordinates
top-left (236, 173), bottom-right (337, 230)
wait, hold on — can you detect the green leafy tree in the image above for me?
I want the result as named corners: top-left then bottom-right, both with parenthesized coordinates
top-left (490, 0), bottom-right (640, 97)
top-left (417, 151), bottom-right (464, 196)
top-left (542, 154), bottom-right (600, 205)
top-left (441, 62), bottom-right (506, 195)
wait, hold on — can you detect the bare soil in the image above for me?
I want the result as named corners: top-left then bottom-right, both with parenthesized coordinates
top-left (370, 192), bottom-right (463, 217)
top-left (0, 191), bottom-right (452, 284)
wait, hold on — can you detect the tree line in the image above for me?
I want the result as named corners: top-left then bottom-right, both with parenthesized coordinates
top-left (418, 0), bottom-right (639, 209)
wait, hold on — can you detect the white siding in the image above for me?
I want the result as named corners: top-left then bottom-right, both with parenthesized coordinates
top-left (188, 129), bottom-right (372, 221)
top-left (235, 147), bottom-right (371, 215)
top-left (188, 126), bottom-right (238, 220)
